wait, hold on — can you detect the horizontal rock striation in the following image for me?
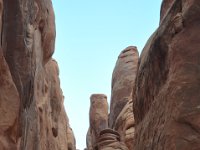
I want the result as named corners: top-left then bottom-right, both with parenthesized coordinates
top-left (95, 129), bottom-right (129, 150)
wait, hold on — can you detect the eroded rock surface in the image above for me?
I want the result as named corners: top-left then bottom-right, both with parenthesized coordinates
top-left (67, 125), bottom-right (76, 150)
top-left (88, 94), bottom-right (109, 150)
top-left (113, 100), bottom-right (135, 150)
top-left (87, 47), bottom-right (138, 150)
top-left (133, 0), bottom-right (200, 150)
top-left (87, 94), bottom-right (130, 150)
top-left (95, 129), bottom-right (129, 150)
top-left (0, 41), bottom-right (20, 150)
top-left (109, 46), bottom-right (138, 129)
top-left (109, 46), bottom-right (138, 150)
top-left (0, 0), bottom-right (75, 149)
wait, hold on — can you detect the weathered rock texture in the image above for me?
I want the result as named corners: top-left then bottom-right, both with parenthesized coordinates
top-left (95, 129), bottom-right (129, 150)
top-left (67, 125), bottom-right (76, 150)
top-left (160, 0), bottom-right (175, 22)
top-left (86, 129), bottom-right (93, 150)
top-left (109, 46), bottom-right (139, 150)
top-left (87, 47), bottom-right (138, 150)
top-left (0, 0), bottom-right (75, 150)
top-left (109, 46), bottom-right (138, 128)
top-left (133, 0), bottom-right (200, 149)
top-left (88, 94), bottom-right (109, 150)
top-left (113, 100), bottom-right (135, 150)
top-left (87, 94), bottom-right (129, 150)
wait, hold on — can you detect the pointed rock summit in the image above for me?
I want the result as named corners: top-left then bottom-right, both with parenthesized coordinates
top-left (109, 46), bottom-right (138, 129)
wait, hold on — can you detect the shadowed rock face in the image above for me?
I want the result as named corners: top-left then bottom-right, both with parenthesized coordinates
top-left (109, 46), bottom-right (139, 128)
top-left (113, 100), bottom-right (135, 150)
top-left (133, 0), bottom-right (200, 149)
top-left (88, 94), bottom-right (109, 149)
top-left (86, 129), bottom-right (93, 150)
top-left (160, 0), bottom-right (175, 22)
top-left (67, 126), bottom-right (76, 150)
top-left (0, 0), bottom-right (75, 149)
top-left (0, 1), bottom-right (21, 149)
top-left (95, 129), bottom-right (129, 150)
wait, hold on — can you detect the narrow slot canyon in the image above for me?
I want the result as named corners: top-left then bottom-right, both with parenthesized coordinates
top-left (0, 0), bottom-right (200, 150)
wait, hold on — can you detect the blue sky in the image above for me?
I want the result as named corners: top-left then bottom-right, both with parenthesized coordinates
top-left (52, 0), bottom-right (162, 149)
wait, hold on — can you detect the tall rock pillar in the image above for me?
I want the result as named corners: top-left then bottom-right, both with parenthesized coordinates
top-left (109, 46), bottom-right (138, 128)
top-left (88, 94), bottom-right (108, 149)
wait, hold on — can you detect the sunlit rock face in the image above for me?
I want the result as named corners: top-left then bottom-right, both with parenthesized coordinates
top-left (87, 93), bottom-right (130, 150)
top-left (86, 47), bottom-right (139, 150)
top-left (109, 46), bottom-right (138, 129)
top-left (109, 46), bottom-right (139, 150)
top-left (88, 94), bottom-right (109, 150)
top-left (133, 0), bottom-right (200, 149)
top-left (0, 0), bottom-right (75, 149)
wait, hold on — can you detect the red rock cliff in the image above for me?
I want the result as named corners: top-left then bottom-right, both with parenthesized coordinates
top-left (0, 0), bottom-right (75, 149)
top-left (133, 0), bottom-right (200, 149)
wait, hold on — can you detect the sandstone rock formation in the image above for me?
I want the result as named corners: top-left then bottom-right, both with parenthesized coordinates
top-left (87, 94), bottom-right (129, 150)
top-left (67, 125), bottom-right (76, 150)
top-left (87, 93), bottom-right (129, 150)
top-left (87, 47), bottom-right (138, 150)
top-left (86, 129), bottom-right (93, 150)
top-left (109, 46), bottom-right (138, 129)
top-left (95, 129), bottom-right (128, 150)
top-left (113, 100), bottom-right (135, 150)
top-left (0, 0), bottom-right (75, 149)
top-left (160, 0), bottom-right (175, 22)
top-left (0, 35), bottom-right (20, 150)
top-left (88, 94), bottom-right (109, 150)
top-left (133, 0), bottom-right (200, 149)
top-left (109, 46), bottom-right (139, 150)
